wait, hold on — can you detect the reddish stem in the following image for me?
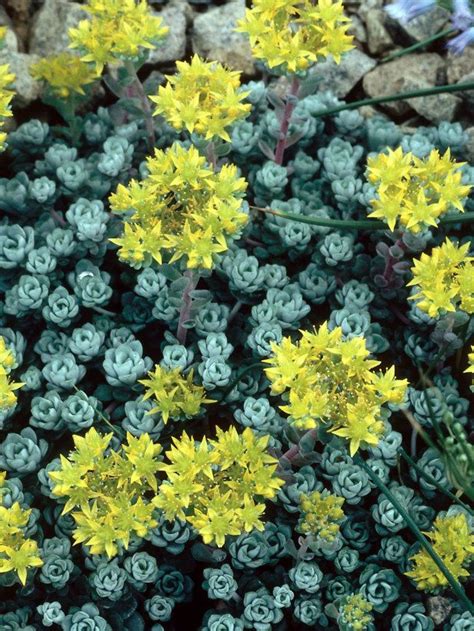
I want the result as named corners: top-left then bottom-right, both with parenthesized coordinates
top-left (205, 141), bottom-right (217, 170)
top-left (125, 61), bottom-right (155, 153)
top-left (105, 401), bottom-right (117, 416)
top-left (274, 76), bottom-right (300, 165)
top-left (280, 428), bottom-right (318, 463)
top-left (50, 208), bottom-right (66, 227)
top-left (390, 305), bottom-right (410, 326)
top-left (382, 237), bottom-right (407, 284)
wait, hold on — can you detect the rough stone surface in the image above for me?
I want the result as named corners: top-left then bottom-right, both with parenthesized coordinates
top-left (455, 73), bottom-right (474, 106)
top-left (364, 9), bottom-right (393, 55)
top-left (347, 14), bottom-right (367, 44)
top-left (191, 0), bottom-right (255, 75)
top-left (358, 0), bottom-right (384, 16)
top-left (447, 48), bottom-right (474, 84)
top-left (148, 1), bottom-right (188, 65)
top-left (30, 0), bottom-right (86, 57)
top-left (0, 51), bottom-right (41, 105)
top-left (362, 53), bottom-right (458, 120)
top-left (0, 8), bottom-right (18, 53)
top-left (389, 6), bottom-right (450, 42)
top-left (408, 91), bottom-right (461, 123)
top-left (310, 49), bottom-right (377, 98)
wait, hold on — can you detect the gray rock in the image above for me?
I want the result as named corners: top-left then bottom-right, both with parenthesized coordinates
top-left (0, 51), bottom-right (42, 106)
top-left (389, 6), bottom-right (450, 42)
top-left (363, 53), bottom-right (460, 121)
top-left (347, 14), bottom-right (367, 44)
top-left (0, 8), bottom-right (18, 53)
top-left (408, 91), bottom-right (461, 123)
top-left (426, 596), bottom-right (452, 627)
top-left (148, 0), bottom-right (188, 65)
top-left (358, 0), bottom-right (384, 16)
top-left (455, 73), bottom-right (474, 106)
top-left (447, 48), bottom-right (474, 84)
top-left (365, 9), bottom-right (393, 55)
top-left (358, 0), bottom-right (392, 54)
top-left (191, 0), bottom-right (255, 75)
top-left (30, 0), bottom-right (86, 58)
top-left (310, 49), bottom-right (376, 98)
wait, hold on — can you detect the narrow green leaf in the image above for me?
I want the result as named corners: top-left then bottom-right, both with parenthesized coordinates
top-left (356, 457), bottom-right (474, 614)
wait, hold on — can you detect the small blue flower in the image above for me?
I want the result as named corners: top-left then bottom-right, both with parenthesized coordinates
top-left (386, 0), bottom-right (436, 24)
top-left (447, 26), bottom-right (474, 54)
top-left (451, 0), bottom-right (474, 31)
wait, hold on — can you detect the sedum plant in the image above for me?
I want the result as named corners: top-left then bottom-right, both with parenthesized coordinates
top-left (0, 59), bottom-right (14, 152)
top-left (336, 593), bottom-right (374, 631)
top-left (49, 429), bottom-right (162, 557)
top-left (367, 148), bottom-right (471, 233)
top-left (0, 0), bottom-right (473, 626)
top-left (297, 490), bottom-right (345, 544)
top-left (405, 512), bottom-right (474, 591)
top-left (154, 426), bottom-right (284, 547)
top-left (264, 323), bottom-right (408, 454)
top-left (68, 0), bottom-right (169, 73)
top-left (139, 365), bottom-right (214, 422)
top-left (0, 472), bottom-right (43, 585)
top-left (31, 53), bottom-right (100, 100)
top-left (237, 0), bottom-right (353, 72)
top-left (408, 238), bottom-right (474, 317)
top-left (0, 337), bottom-right (23, 412)
top-left (109, 142), bottom-right (248, 269)
top-left (150, 55), bottom-right (251, 143)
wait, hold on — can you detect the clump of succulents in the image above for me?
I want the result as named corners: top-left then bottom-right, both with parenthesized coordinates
top-left (0, 0), bottom-right (472, 628)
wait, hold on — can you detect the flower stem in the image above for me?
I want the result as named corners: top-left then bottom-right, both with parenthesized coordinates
top-left (176, 270), bottom-right (200, 345)
top-left (312, 81), bottom-right (474, 119)
top-left (381, 28), bottom-right (457, 63)
top-left (280, 429), bottom-right (318, 463)
top-left (50, 208), bottom-right (66, 227)
top-left (124, 61), bottom-right (155, 152)
top-left (274, 75), bottom-right (300, 165)
top-left (398, 447), bottom-right (474, 516)
top-left (228, 300), bottom-right (243, 323)
top-left (205, 141), bottom-right (217, 170)
top-left (356, 457), bottom-right (474, 613)
top-left (252, 206), bottom-right (474, 231)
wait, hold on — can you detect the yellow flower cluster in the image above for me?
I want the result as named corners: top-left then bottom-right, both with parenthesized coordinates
top-left (0, 472), bottom-right (43, 585)
top-left (154, 427), bottom-right (284, 547)
top-left (31, 52), bottom-right (99, 99)
top-left (0, 62), bottom-right (15, 152)
top-left (109, 142), bottom-right (248, 269)
top-left (51, 426), bottom-right (282, 551)
top-left (367, 147), bottom-right (471, 233)
top-left (405, 512), bottom-right (474, 591)
top-left (150, 55), bottom-right (251, 142)
top-left (337, 593), bottom-right (374, 631)
top-left (139, 365), bottom-right (214, 423)
top-left (236, 0), bottom-right (353, 73)
top-left (408, 238), bottom-right (473, 318)
top-left (298, 490), bottom-right (345, 543)
top-left (0, 337), bottom-right (24, 411)
top-left (263, 323), bottom-right (408, 455)
top-left (49, 429), bottom-right (162, 557)
top-left (68, 0), bottom-right (169, 72)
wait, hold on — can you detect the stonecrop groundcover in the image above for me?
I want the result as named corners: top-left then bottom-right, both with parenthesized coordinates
top-left (0, 0), bottom-right (473, 629)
